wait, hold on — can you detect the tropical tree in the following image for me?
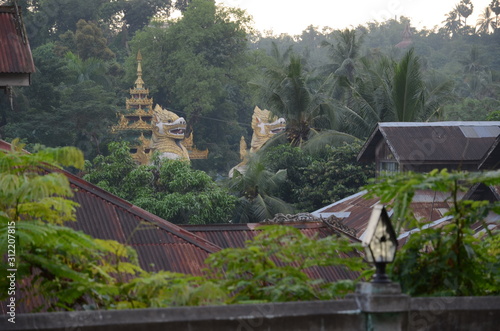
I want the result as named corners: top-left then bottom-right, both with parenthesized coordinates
top-left (442, 9), bottom-right (463, 37)
top-left (252, 52), bottom-right (356, 147)
top-left (321, 28), bottom-right (363, 85)
top-left (84, 142), bottom-right (237, 224)
top-left (228, 155), bottom-right (294, 223)
top-left (365, 169), bottom-right (500, 296)
top-left (343, 49), bottom-right (454, 131)
top-left (491, 0), bottom-right (500, 31)
top-left (457, 0), bottom-right (474, 27)
top-left (0, 139), bottom-right (143, 310)
top-left (476, 6), bottom-right (497, 35)
top-left (64, 52), bottom-right (109, 86)
top-left (392, 48), bottom-right (425, 121)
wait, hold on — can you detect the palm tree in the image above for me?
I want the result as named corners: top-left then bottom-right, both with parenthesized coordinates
top-left (392, 49), bottom-right (425, 122)
top-left (253, 52), bottom-right (350, 147)
top-left (339, 55), bottom-right (394, 139)
top-left (321, 29), bottom-right (363, 84)
top-left (442, 9), bottom-right (463, 37)
top-left (457, 0), bottom-right (474, 27)
top-left (460, 47), bottom-right (487, 75)
top-left (64, 52), bottom-right (109, 86)
top-left (345, 49), bottom-right (454, 129)
top-left (228, 155), bottom-right (293, 223)
top-left (490, 0), bottom-right (500, 31)
top-left (476, 6), bottom-right (497, 35)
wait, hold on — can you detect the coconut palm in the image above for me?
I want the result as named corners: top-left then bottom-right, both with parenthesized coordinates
top-left (321, 29), bottom-right (363, 84)
top-left (336, 55), bottom-right (394, 139)
top-left (228, 155), bottom-right (293, 223)
top-left (392, 49), bottom-right (425, 122)
top-left (442, 9), bottom-right (463, 37)
top-left (344, 49), bottom-right (455, 132)
top-left (253, 52), bottom-right (354, 147)
top-left (64, 52), bottom-right (109, 87)
top-left (476, 6), bottom-right (497, 35)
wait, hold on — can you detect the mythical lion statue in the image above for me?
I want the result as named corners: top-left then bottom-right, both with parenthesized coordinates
top-left (229, 106), bottom-right (286, 177)
top-left (250, 106), bottom-right (286, 153)
top-left (150, 104), bottom-right (190, 161)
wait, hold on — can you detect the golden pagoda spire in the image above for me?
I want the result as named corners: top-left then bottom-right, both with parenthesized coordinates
top-left (135, 50), bottom-right (145, 89)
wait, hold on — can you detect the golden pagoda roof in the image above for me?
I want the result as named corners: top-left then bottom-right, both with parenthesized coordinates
top-left (126, 97), bottom-right (153, 107)
top-left (130, 87), bottom-right (150, 94)
top-left (123, 105), bottom-right (154, 117)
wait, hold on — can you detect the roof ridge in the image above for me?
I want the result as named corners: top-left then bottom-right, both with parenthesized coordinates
top-left (64, 169), bottom-right (223, 254)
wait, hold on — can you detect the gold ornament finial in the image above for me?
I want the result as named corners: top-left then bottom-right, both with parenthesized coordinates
top-left (135, 50), bottom-right (144, 89)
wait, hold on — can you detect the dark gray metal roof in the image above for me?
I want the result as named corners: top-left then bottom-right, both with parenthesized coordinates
top-left (358, 122), bottom-right (500, 164)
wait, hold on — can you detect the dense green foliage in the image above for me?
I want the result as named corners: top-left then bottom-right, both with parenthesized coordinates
top-left (1, 0), bottom-right (500, 222)
top-left (0, 139), bottom-right (143, 310)
top-left (84, 142), bottom-right (236, 224)
top-left (206, 225), bottom-right (365, 303)
top-left (292, 142), bottom-right (375, 211)
top-left (365, 169), bottom-right (500, 296)
top-left (259, 142), bottom-right (374, 212)
top-left (227, 154), bottom-right (294, 223)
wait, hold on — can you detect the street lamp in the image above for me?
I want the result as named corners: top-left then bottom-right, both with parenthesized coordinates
top-left (362, 204), bottom-right (398, 283)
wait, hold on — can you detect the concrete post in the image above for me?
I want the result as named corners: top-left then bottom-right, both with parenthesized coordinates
top-left (352, 282), bottom-right (410, 331)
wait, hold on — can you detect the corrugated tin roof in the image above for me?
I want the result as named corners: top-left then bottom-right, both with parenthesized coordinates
top-left (358, 122), bottom-right (500, 163)
top-left (183, 222), bottom-right (361, 282)
top-left (65, 174), bottom-right (222, 274)
top-left (0, 6), bottom-right (35, 74)
top-left (312, 190), bottom-right (465, 242)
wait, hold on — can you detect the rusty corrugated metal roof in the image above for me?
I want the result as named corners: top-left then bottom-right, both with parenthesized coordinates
top-left (65, 173), bottom-right (222, 274)
top-left (358, 122), bottom-right (500, 164)
top-left (182, 222), bottom-right (361, 283)
top-left (312, 189), bottom-right (467, 242)
top-left (0, 6), bottom-right (35, 74)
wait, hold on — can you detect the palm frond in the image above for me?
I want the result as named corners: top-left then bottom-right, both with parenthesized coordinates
top-left (392, 48), bottom-right (425, 122)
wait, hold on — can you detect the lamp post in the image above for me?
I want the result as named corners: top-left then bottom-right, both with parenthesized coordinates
top-left (354, 204), bottom-right (408, 331)
top-left (362, 204), bottom-right (398, 283)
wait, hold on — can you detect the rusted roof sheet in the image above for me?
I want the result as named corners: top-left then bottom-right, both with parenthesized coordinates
top-left (182, 222), bottom-right (361, 283)
top-left (312, 189), bottom-right (465, 242)
top-left (0, 6), bottom-right (35, 74)
top-left (65, 173), bottom-right (222, 274)
top-left (358, 122), bottom-right (500, 163)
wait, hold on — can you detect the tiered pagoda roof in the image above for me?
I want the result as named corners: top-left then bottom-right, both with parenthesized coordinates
top-left (112, 51), bottom-right (208, 163)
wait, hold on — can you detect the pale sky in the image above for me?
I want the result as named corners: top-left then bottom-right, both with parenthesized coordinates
top-left (217, 0), bottom-right (492, 35)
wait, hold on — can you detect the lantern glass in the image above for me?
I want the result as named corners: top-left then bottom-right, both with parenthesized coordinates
top-left (362, 205), bottom-right (397, 264)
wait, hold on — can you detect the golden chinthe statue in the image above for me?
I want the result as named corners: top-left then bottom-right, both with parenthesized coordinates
top-left (151, 104), bottom-right (190, 161)
top-left (229, 106), bottom-right (286, 177)
top-left (250, 106), bottom-right (286, 153)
